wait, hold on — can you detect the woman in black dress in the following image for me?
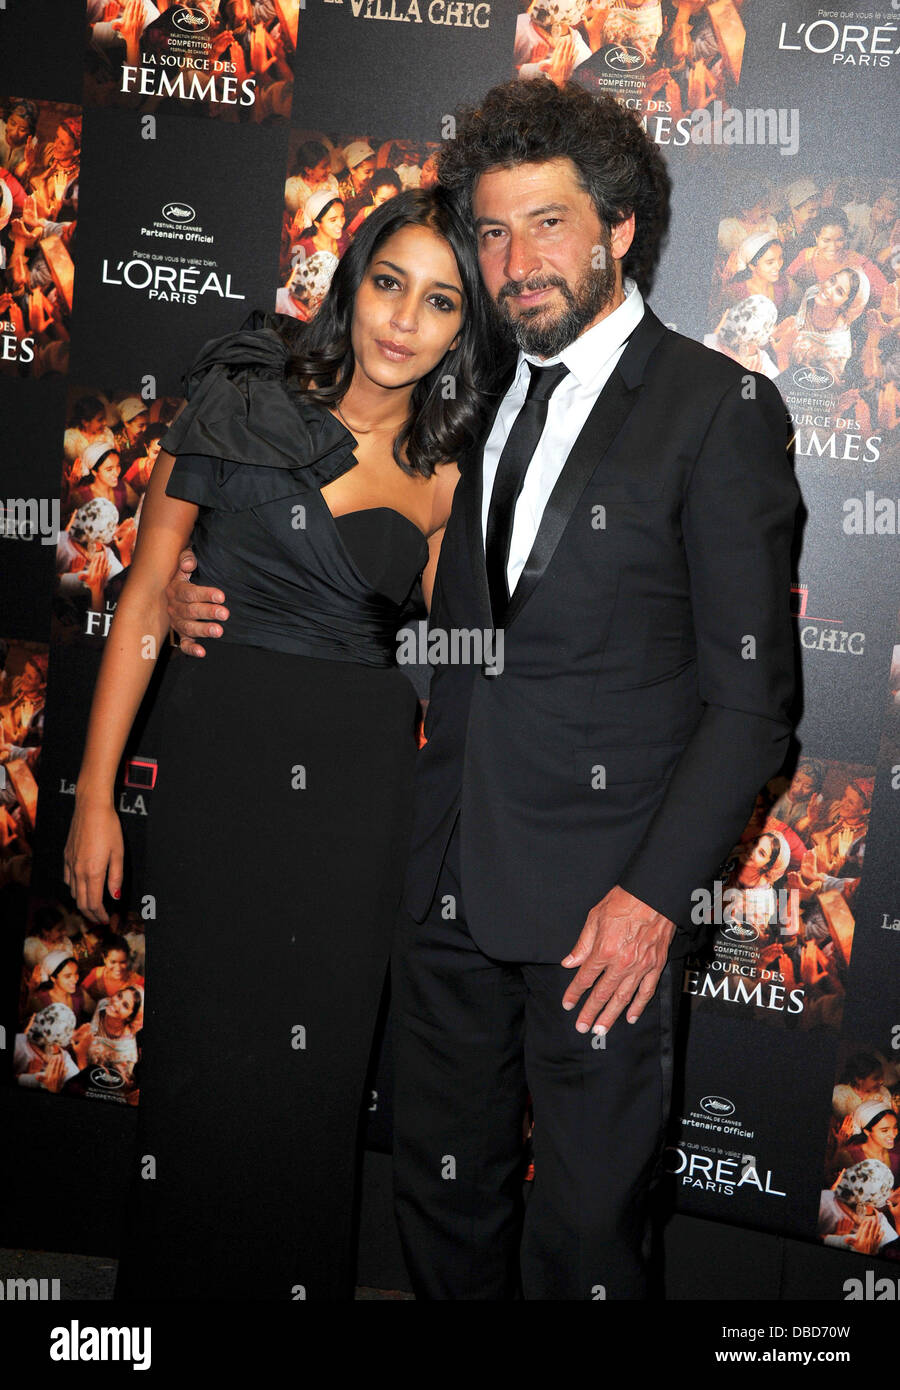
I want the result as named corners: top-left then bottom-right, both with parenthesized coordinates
top-left (63, 189), bottom-right (493, 1299)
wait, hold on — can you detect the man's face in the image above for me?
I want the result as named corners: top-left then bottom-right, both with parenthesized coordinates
top-left (792, 768), bottom-right (814, 799)
top-left (872, 194), bottom-right (897, 226)
top-left (794, 196), bottom-right (819, 230)
top-left (472, 158), bottom-right (630, 358)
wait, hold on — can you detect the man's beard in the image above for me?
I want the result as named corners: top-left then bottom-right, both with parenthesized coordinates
top-left (491, 250), bottom-right (618, 357)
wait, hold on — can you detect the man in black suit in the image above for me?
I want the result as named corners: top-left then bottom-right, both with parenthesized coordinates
top-left (167, 79), bottom-right (798, 1300)
top-left (388, 79), bottom-right (797, 1301)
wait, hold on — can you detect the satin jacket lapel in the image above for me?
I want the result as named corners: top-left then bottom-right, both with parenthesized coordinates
top-left (501, 309), bottom-right (668, 630)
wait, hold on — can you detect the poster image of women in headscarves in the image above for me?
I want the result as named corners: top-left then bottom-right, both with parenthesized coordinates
top-left (277, 130), bottom-right (441, 321)
top-left (0, 639), bottom-right (47, 892)
top-left (709, 172), bottom-right (900, 462)
top-left (15, 894), bottom-right (146, 1105)
top-left (820, 1040), bottom-right (900, 1262)
top-left (513, 0), bottom-right (750, 144)
top-left (84, 0), bottom-right (298, 123)
top-left (0, 97), bottom-right (81, 378)
top-left (683, 758), bottom-right (875, 1033)
top-left (53, 382), bottom-right (183, 644)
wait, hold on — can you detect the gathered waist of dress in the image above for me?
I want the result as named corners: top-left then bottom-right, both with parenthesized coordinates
top-left (189, 562), bottom-right (402, 668)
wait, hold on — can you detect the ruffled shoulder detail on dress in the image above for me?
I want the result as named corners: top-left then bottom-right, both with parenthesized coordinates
top-left (160, 309), bottom-right (358, 493)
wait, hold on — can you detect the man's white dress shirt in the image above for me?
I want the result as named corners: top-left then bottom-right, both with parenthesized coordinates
top-left (481, 277), bottom-right (645, 596)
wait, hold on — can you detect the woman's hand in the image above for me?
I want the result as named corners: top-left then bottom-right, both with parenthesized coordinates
top-left (835, 1114), bottom-right (856, 1146)
top-left (81, 546), bottom-right (110, 610)
top-left (850, 1214), bottom-right (882, 1255)
top-left (114, 517), bottom-right (138, 568)
top-left (40, 1051), bottom-right (69, 1094)
top-left (63, 797), bottom-right (124, 925)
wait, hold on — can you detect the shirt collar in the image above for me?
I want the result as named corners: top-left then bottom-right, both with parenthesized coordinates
top-left (516, 277), bottom-right (645, 390)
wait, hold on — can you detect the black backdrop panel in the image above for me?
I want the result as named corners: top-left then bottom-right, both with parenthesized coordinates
top-left (69, 107), bottom-right (288, 390)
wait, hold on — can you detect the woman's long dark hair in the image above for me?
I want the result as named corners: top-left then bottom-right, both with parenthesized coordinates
top-left (290, 187), bottom-right (495, 478)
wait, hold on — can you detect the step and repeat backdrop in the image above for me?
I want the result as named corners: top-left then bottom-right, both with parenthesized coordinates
top-left (1, 0), bottom-right (899, 1268)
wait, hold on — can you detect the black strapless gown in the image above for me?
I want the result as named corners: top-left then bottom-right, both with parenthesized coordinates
top-left (113, 316), bottom-right (428, 1301)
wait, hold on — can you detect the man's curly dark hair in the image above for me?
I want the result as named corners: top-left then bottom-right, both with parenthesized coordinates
top-left (437, 78), bottom-right (671, 297)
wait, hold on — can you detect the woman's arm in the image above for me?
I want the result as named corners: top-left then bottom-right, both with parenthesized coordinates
top-left (64, 449), bottom-right (198, 922)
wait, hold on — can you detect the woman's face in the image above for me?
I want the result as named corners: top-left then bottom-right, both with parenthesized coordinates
top-left (837, 785), bottom-right (865, 820)
top-left (815, 224), bottom-right (847, 260)
top-left (352, 156), bottom-right (376, 190)
top-left (736, 834), bottom-right (772, 885)
top-left (52, 125), bottom-right (77, 162)
top-left (868, 1115), bottom-right (898, 1149)
top-left (55, 962), bottom-right (79, 994)
top-left (104, 950), bottom-right (128, 979)
top-left (750, 834), bottom-right (775, 870)
top-left (350, 224), bottom-right (464, 393)
top-left (85, 411), bottom-right (106, 437)
top-left (372, 184), bottom-right (400, 210)
top-left (856, 1071), bottom-right (882, 1096)
top-left (754, 245), bottom-right (783, 282)
top-left (96, 455), bottom-right (121, 488)
top-left (318, 202), bottom-right (345, 240)
top-left (815, 272), bottom-right (852, 312)
top-left (6, 111), bottom-right (31, 144)
top-left (106, 989), bottom-right (131, 1020)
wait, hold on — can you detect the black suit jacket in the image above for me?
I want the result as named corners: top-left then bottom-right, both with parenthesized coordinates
top-left (403, 306), bottom-right (800, 963)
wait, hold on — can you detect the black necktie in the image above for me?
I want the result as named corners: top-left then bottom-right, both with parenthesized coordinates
top-left (485, 361), bottom-right (570, 623)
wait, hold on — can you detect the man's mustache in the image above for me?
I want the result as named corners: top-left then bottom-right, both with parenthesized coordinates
top-left (497, 276), bottom-right (569, 304)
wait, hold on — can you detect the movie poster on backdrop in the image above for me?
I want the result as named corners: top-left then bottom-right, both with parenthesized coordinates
top-left (83, 0), bottom-right (299, 123)
top-left (513, 1), bottom-right (756, 152)
top-left (15, 890), bottom-right (146, 1106)
top-left (0, 637), bottom-right (46, 893)
top-left (820, 1037), bottom-right (900, 1263)
top-left (278, 127), bottom-right (441, 317)
top-left (53, 382), bottom-right (182, 645)
top-left (0, 96), bottom-right (82, 377)
top-left (684, 757), bottom-right (875, 1032)
top-left (707, 166), bottom-right (900, 465)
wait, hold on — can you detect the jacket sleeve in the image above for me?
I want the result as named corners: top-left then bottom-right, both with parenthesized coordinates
top-left (617, 372), bottom-right (800, 933)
